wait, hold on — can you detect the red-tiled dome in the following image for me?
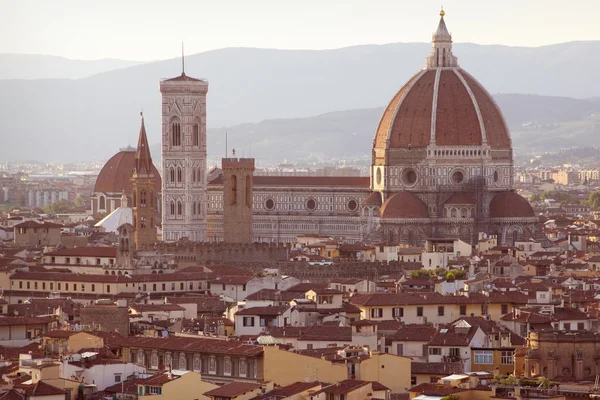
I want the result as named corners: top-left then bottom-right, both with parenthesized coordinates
top-left (373, 68), bottom-right (511, 151)
top-left (362, 192), bottom-right (382, 206)
top-left (489, 191), bottom-right (534, 218)
top-left (380, 192), bottom-right (429, 219)
top-left (94, 148), bottom-right (161, 194)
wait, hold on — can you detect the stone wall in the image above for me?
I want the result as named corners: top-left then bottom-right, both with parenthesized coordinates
top-left (80, 305), bottom-right (129, 336)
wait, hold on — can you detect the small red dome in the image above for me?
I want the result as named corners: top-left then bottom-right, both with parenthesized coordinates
top-left (489, 191), bottom-right (534, 218)
top-left (380, 192), bottom-right (429, 219)
top-left (94, 148), bottom-right (161, 194)
top-left (362, 192), bottom-right (382, 206)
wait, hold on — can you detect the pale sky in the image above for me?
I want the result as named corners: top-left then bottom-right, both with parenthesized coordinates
top-left (1, 0), bottom-right (598, 61)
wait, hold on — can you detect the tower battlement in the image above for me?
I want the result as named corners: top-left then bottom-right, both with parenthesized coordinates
top-left (222, 158), bottom-right (256, 170)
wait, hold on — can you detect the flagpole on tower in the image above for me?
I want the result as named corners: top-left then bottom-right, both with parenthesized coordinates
top-left (182, 42), bottom-right (185, 75)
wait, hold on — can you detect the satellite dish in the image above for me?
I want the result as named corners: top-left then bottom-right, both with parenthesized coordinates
top-left (487, 284), bottom-right (492, 289)
top-left (305, 377), bottom-right (309, 382)
top-left (512, 280), bottom-right (516, 285)
top-left (1, 374), bottom-right (6, 380)
top-left (481, 379), bottom-right (487, 385)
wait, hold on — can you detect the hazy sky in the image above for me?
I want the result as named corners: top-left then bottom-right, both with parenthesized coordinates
top-left (2, 0), bottom-right (598, 61)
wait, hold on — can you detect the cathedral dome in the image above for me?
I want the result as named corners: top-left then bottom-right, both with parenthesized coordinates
top-left (380, 192), bottom-right (429, 219)
top-left (373, 11), bottom-right (511, 152)
top-left (94, 147), bottom-right (161, 194)
top-left (489, 191), bottom-right (535, 218)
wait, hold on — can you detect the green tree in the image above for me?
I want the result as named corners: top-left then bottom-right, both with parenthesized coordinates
top-left (73, 196), bottom-right (85, 208)
top-left (530, 193), bottom-right (541, 202)
top-left (588, 191), bottom-right (600, 208)
top-left (43, 199), bottom-right (74, 214)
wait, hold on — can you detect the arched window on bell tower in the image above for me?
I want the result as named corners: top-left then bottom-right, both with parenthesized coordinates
top-left (231, 175), bottom-right (237, 205)
top-left (177, 168), bottom-right (182, 183)
top-left (170, 168), bottom-right (175, 183)
top-left (192, 201), bottom-right (197, 216)
top-left (170, 201), bottom-right (175, 215)
top-left (192, 168), bottom-right (196, 183)
top-left (177, 201), bottom-right (183, 216)
top-left (193, 123), bottom-right (199, 147)
top-left (140, 191), bottom-right (147, 208)
top-left (171, 121), bottom-right (181, 146)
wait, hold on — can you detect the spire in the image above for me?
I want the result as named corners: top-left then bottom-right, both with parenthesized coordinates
top-left (426, 8), bottom-right (458, 68)
top-left (182, 42), bottom-right (185, 75)
top-left (135, 112), bottom-right (153, 175)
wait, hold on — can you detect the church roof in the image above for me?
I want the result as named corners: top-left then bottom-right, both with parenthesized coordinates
top-left (94, 207), bottom-right (133, 233)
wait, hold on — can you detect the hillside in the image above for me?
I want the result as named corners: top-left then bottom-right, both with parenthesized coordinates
top-left (0, 54), bottom-right (147, 80)
top-left (1, 41), bottom-right (600, 161)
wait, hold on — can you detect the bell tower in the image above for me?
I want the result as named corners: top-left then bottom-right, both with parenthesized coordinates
top-left (159, 63), bottom-right (209, 242)
top-left (131, 115), bottom-right (157, 249)
top-left (222, 157), bottom-right (255, 243)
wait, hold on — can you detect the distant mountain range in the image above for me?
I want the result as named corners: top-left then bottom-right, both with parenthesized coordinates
top-left (1, 41), bottom-right (600, 162)
top-left (0, 54), bottom-right (147, 80)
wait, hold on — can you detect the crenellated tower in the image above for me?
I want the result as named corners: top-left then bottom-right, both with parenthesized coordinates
top-left (159, 67), bottom-right (209, 242)
top-left (131, 115), bottom-right (157, 249)
top-left (222, 158), bottom-right (255, 243)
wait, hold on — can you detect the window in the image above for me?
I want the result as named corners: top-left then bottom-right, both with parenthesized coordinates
top-left (392, 307), bottom-right (404, 318)
top-left (438, 306), bottom-right (444, 316)
top-left (422, 344), bottom-right (428, 357)
top-left (99, 195), bottom-right (106, 210)
top-left (429, 347), bottom-right (441, 355)
top-left (396, 343), bottom-right (404, 356)
top-left (501, 304), bottom-right (508, 315)
top-left (152, 284), bottom-right (156, 291)
top-left (171, 122), bottom-right (181, 146)
top-left (231, 175), bottom-right (238, 205)
top-left (170, 201), bottom-right (175, 215)
top-left (34, 282), bottom-right (37, 289)
top-left (307, 344), bottom-right (313, 350)
top-left (459, 305), bottom-right (467, 316)
top-left (260, 318), bottom-right (266, 327)
top-left (91, 284), bottom-right (95, 292)
top-left (501, 350), bottom-right (513, 365)
top-left (162, 284), bottom-right (166, 291)
top-left (578, 322), bottom-right (585, 330)
top-left (65, 283), bottom-right (68, 291)
top-left (449, 348), bottom-right (460, 357)
top-left (222, 284), bottom-right (226, 290)
top-left (481, 303), bottom-right (488, 315)
top-left (114, 374), bottom-right (121, 383)
top-left (370, 308), bottom-right (383, 318)
top-left (57, 283), bottom-right (61, 290)
top-left (170, 168), bottom-right (175, 183)
top-left (19, 281), bottom-right (22, 289)
top-left (243, 317), bottom-right (255, 327)
top-left (50, 283), bottom-right (53, 290)
top-left (81, 284), bottom-right (85, 291)
top-left (193, 123), bottom-right (199, 146)
top-left (177, 168), bottom-right (182, 183)
top-left (564, 323), bottom-right (571, 331)
top-left (411, 376), bottom-right (417, 385)
top-left (474, 350), bottom-right (493, 364)
top-left (106, 285), bottom-right (111, 293)
top-left (180, 282), bottom-right (184, 290)
top-left (177, 201), bottom-right (183, 215)
top-left (417, 306), bottom-right (423, 317)
top-left (171, 283), bottom-right (175, 291)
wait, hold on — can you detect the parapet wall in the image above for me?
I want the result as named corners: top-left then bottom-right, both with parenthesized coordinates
top-left (140, 241), bottom-right (290, 263)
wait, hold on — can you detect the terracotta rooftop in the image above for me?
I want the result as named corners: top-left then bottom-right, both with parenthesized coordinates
top-left (209, 175), bottom-right (369, 188)
top-left (489, 191), bottom-right (535, 218)
top-left (236, 306), bottom-right (288, 316)
top-left (44, 247), bottom-right (117, 257)
top-left (204, 381), bottom-right (262, 397)
top-left (126, 336), bottom-right (263, 357)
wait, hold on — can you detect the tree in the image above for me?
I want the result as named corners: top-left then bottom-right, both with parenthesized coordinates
top-left (74, 196), bottom-right (85, 208)
top-left (588, 191), bottom-right (600, 208)
top-left (43, 199), bottom-right (74, 214)
top-left (530, 193), bottom-right (541, 202)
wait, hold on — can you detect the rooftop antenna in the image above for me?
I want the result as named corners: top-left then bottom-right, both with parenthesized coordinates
top-left (225, 132), bottom-right (228, 159)
top-left (181, 42), bottom-right (185, 75)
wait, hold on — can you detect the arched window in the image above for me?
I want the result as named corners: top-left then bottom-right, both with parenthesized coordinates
top-left (512, 230), bottom-right (518, 245)
top-left (99, 195), bottom-right (106, 210)
top-left (245, 175), bottom-right (251, 206)
top-left (193, 123), bottom-right (199, 146)
top-left (170, 201), bottom-right (175, 215)
top-left (140, 191), bottom-right (147, 208)
top-left (192, 168), bottom-right (196, 183)
top-left (172, 122), bottom-right (181, 146)
top-left (177, 201), bottom-right (183, 215)
top-left (231, 175), bottom-right (237, 205)
top-left (451, 208), bottom-right (457, 218)
top-left (192, 202), bottom-right (197, 215)
top-left (140, 216), bottom-right (147, 228)
top-left (197, 167), bottom-right (202, 184)
top-left (461, 207), bottom-right (468, 218)
top-left (170, 168), bottom-right (175, 183)
top-left (177, 168), bottom-right (182, 183)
